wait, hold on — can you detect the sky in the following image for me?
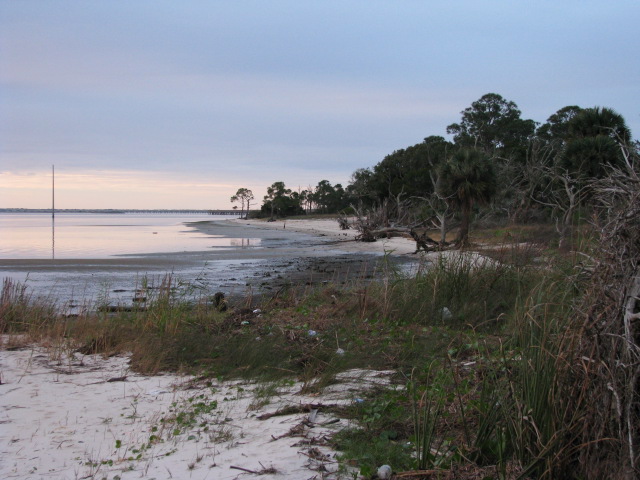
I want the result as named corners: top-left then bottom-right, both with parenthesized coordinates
top-left (1, 1), bottom-right (639, 209)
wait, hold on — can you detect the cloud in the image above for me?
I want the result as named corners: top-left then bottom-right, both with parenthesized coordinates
top-left (2, 1), bottom-right (639, 210)
top-left (0, 169), bottom-right (246, 209)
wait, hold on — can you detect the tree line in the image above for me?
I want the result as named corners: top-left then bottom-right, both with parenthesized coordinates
top-left (233, 92), bottom-right (636, 243)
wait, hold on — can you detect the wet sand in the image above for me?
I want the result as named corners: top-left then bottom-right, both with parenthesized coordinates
top-left (0, 218), bottom-right (419, 308)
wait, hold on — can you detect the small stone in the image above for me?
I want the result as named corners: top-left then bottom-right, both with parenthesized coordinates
top-left (440, 307), bottom-right (452, 320)
top-left (377, 465), bottom-right (392, 479)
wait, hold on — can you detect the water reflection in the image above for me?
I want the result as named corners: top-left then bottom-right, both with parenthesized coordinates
top-left (229, 238), bottom-right (255, 248)
top-left (0, 213), bottom-right (261, 259)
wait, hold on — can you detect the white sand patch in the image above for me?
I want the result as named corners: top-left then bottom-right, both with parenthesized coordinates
top-left (234, 219), bottom-right (499, 270)
top-left (1, 345), bottom-right (394, 480)
top-left (235, 218), bottom-right (418, 257)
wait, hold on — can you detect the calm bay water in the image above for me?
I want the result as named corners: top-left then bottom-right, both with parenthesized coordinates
top-left (0, 212), bottom-right (249, 259)
top-left (0, 212), bottom-right (384, 309)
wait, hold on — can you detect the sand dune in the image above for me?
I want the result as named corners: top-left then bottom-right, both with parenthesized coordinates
top-left (0, 342), bottom-right (394, 480)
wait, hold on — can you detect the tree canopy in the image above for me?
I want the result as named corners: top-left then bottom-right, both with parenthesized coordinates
top-left (446, 93), bottom-right (537, 161)
top-left (248, 93), bottom-right (635, 245)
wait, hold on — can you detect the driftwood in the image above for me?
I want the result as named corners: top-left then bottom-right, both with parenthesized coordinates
top-left (409, 228), bottom-right (451, 253)
top-left (256, 403), bottom-right (340, 420)
top-left (355, 225), bottom-right (450, 253)
top-left (336, 215), bottom-right (350, 230)
top-left (355, 225), bottom-right (419, 242)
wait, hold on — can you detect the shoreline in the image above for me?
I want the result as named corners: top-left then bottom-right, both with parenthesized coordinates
top-left (218, 217), bottom-right (419, 257)
top-left (0, 217), bottom-right (420, 308)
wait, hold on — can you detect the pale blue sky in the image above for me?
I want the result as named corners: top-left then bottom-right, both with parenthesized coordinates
top-left (1, 1), bottom-right (639, 208)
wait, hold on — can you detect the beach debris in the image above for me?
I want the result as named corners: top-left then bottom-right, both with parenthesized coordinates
top-left (253, 308), bottom-right (262, 314)
top-left (307, 329), bottom-right (317, 337)
top-left (337, 215), bottom-right (350, 230)
top-left (241, 320), bottom-right (250, 325)
top-left (335, 332), bottom-right (345, 355)
top-left (257, 403), bottom-right (341, 421)
top-left (147, 389), bottom-right (170, 396)
top-left (213, 291), bottom-right (228, 311)
top-left (440, 306), bottom-right (452, 320)
top-left (307, 408), bottom-right (319, 423)
top-left (230, 463), bottom-right (278, 475)
top-left (377, 464), bottom-right (392, 479)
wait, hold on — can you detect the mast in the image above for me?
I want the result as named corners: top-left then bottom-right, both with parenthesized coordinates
top-left (52, 165), bottom-right (55, 218)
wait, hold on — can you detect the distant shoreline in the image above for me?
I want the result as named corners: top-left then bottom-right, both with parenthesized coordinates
top-left (0, 208), bottom-right (228, 214)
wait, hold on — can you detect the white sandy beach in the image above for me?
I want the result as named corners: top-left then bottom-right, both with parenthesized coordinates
top-left (229, 217), bottom-right (418, 257)
top-left (0, 341), bottom-right (395, 480)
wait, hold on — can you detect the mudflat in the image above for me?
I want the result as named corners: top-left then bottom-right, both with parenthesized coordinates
top-left (0, 218), bottom-right (418, 307)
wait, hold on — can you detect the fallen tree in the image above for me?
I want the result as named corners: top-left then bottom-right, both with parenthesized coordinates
top-left (351, 223), bottom-right (451, 253)
top-left (347, 200), bottom-right (454, 252)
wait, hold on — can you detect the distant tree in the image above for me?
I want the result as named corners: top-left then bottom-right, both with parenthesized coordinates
top-left (347, 168), bottom-right (376, 206)
top-left (446, 93), bottom-right (536, 161)
top-left (560, 107), bottom-right (632, 181)
top-left (312, 180), bottom-right (346, 213)
top-left (536, 105), bottom-right (583, 141)
top-left (299, 188), bottom-right (313, 213)
top-left (362, 136), bottom-right (454, 205)
top-left (313, 180), bottom-right (334, 213)
top-left (261, 181), bottom-right (304, 218)
top-left (263, 182), bottom-right (290, 219)
top-left (567, 106), bottom-right (631, 143)
top-left (230, 187), bottom-right (254, 219)
top-left (230, 194), bottom-right (241, 216)
top-left (438, 149), bottom-right (497, 246)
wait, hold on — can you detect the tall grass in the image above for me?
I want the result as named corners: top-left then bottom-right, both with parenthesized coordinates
top-left (374, 251), bottom-right (540, 331)
top-left (334, 246), bottom-right (595, 478)
top-left (498, 276), bottom-right (584, 479)
top-left (1, 278), bottom-right (58, 336)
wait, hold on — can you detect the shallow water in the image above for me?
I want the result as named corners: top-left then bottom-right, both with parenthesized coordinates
top-left (0, 213), bottom-right (370, 308)
top-left (0, 213), bottom-right (401, 310)
top-left (0, 213), bottom-right (255, 259)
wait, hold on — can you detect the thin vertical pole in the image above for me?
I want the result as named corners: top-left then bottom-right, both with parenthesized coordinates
top-left (52, 165), bottom-right (55, 218)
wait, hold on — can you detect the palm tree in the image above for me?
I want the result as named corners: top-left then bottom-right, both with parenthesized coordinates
top-left (566, 106), bottom-right (631, 143)
top-left (561, 107), bottom-right (631, 179)
top-left (562, 135), bottom-right (622, 180)
top-left (438, 149), bottom-right (496, 246)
